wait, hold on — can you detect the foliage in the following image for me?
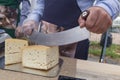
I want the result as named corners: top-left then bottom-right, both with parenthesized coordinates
top-left (89, 41), bottom-right (120, 59)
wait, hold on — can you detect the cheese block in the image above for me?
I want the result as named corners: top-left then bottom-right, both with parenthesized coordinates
top-left (5, 53), bottom-right (21, 65)
top-left (22, 45), bottom-right (59, 70)
top-left (5, 39), bottom-right (28, 65)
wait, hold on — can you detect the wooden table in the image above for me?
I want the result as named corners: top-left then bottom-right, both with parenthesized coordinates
top-left (0, 55), bottom-right (120, 80)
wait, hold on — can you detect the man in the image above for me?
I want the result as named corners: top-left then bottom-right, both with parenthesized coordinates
top-left (0, 0), bottom-right (30, 38)
top-left (16, 0), bottom-right (120, 60)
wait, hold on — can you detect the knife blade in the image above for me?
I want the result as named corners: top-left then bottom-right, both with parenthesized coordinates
top-left (28, 27), bottom-right (89, 46)
top-left (28, 10), bottom-right (90, 46)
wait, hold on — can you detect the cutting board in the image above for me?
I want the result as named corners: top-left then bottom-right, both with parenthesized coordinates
top-left (0, 56), bottom-right (63, 78)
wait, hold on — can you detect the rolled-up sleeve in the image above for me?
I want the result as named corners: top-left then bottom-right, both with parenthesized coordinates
top-left (25, 0), bottom-right (44, 23)
top-left (95, 0), bottom-right (120, 20)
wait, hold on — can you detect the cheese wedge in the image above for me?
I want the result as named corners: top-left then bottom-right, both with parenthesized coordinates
top-left (5, 39), bottom-right (28, 65)
top-left (22, 45), bottom-right (59, 70)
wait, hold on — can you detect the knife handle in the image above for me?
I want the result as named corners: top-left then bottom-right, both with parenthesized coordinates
top-left (81, 10), bottom-right (90, 20)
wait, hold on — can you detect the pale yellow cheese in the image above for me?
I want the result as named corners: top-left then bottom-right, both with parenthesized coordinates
top-left (5, 39), bottom-right (28, 65)
top-left (5, 53), bottom-right (21, 65)
top-left (22, 45), bottom-right (59, 70)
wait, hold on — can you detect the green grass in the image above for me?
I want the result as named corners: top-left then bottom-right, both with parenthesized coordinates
top-left (89, 41), bottom-right (120, 59)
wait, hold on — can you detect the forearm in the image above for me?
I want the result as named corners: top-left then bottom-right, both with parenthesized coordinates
top-left (25, 0), bottom-right (44, 23)
top-left (18, 0), bottom-right (31, 26)
top-left (94, 0), bottom-right (120, 20)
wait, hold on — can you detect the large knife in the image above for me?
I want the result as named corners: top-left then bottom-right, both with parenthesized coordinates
top-left (28, 10), bottom-right (90, 46)
top-left (28, 27), bottom-right (89, 46)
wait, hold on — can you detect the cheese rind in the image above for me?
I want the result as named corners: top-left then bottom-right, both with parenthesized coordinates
top-left (5, 39), bottom-right (28, 65)
top-left (5, 39), bottom-right (28, 54)
top-left (22, 45), bottom-right (59, 70)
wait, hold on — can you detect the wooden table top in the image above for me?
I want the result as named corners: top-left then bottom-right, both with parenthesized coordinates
top-left (0, 55), bottom-right (120, 80)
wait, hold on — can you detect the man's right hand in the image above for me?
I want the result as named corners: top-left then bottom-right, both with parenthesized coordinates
top-left (15, 20), bottom-right (38, 37)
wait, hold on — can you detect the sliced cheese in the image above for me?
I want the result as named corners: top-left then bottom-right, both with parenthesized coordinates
top-left (5, 53), bottom-right (21, 65)
top-left (5, 39), bottom-right (28, 65)
top-left (22, 45), bottom-right (59, 70)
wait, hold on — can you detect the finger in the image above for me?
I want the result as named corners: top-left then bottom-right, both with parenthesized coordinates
top-left (78, 16), bottom-right (86, 28)
top-left (88, 11), bottom-right (112, 34)
top-left (85, 10), bottom-right (98, 30)
top-left (15, 27), bottom-right (22, 37)
top-left (87, 12), bottom-right (102, 33)
top-left (23, 26), bottom-right (34, 35)
top-left (79, 10), bottom-right (90, 28)
top-left (24, 27), bottom-right (32, 35)
top-left (22, 21), bottom-right (37, 35)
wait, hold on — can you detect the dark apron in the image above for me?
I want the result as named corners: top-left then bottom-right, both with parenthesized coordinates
top-left (41, 0), bottom-right (85, 58)
top-left (42, 0), bottom-right (82, 29)
top-left (0, 0), bottom-right (20, 38)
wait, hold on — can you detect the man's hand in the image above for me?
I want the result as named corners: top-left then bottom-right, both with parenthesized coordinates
top-left (15, 20), bottom-right (38, 37)
top-left (78, 6), bottom-right (112, 34)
